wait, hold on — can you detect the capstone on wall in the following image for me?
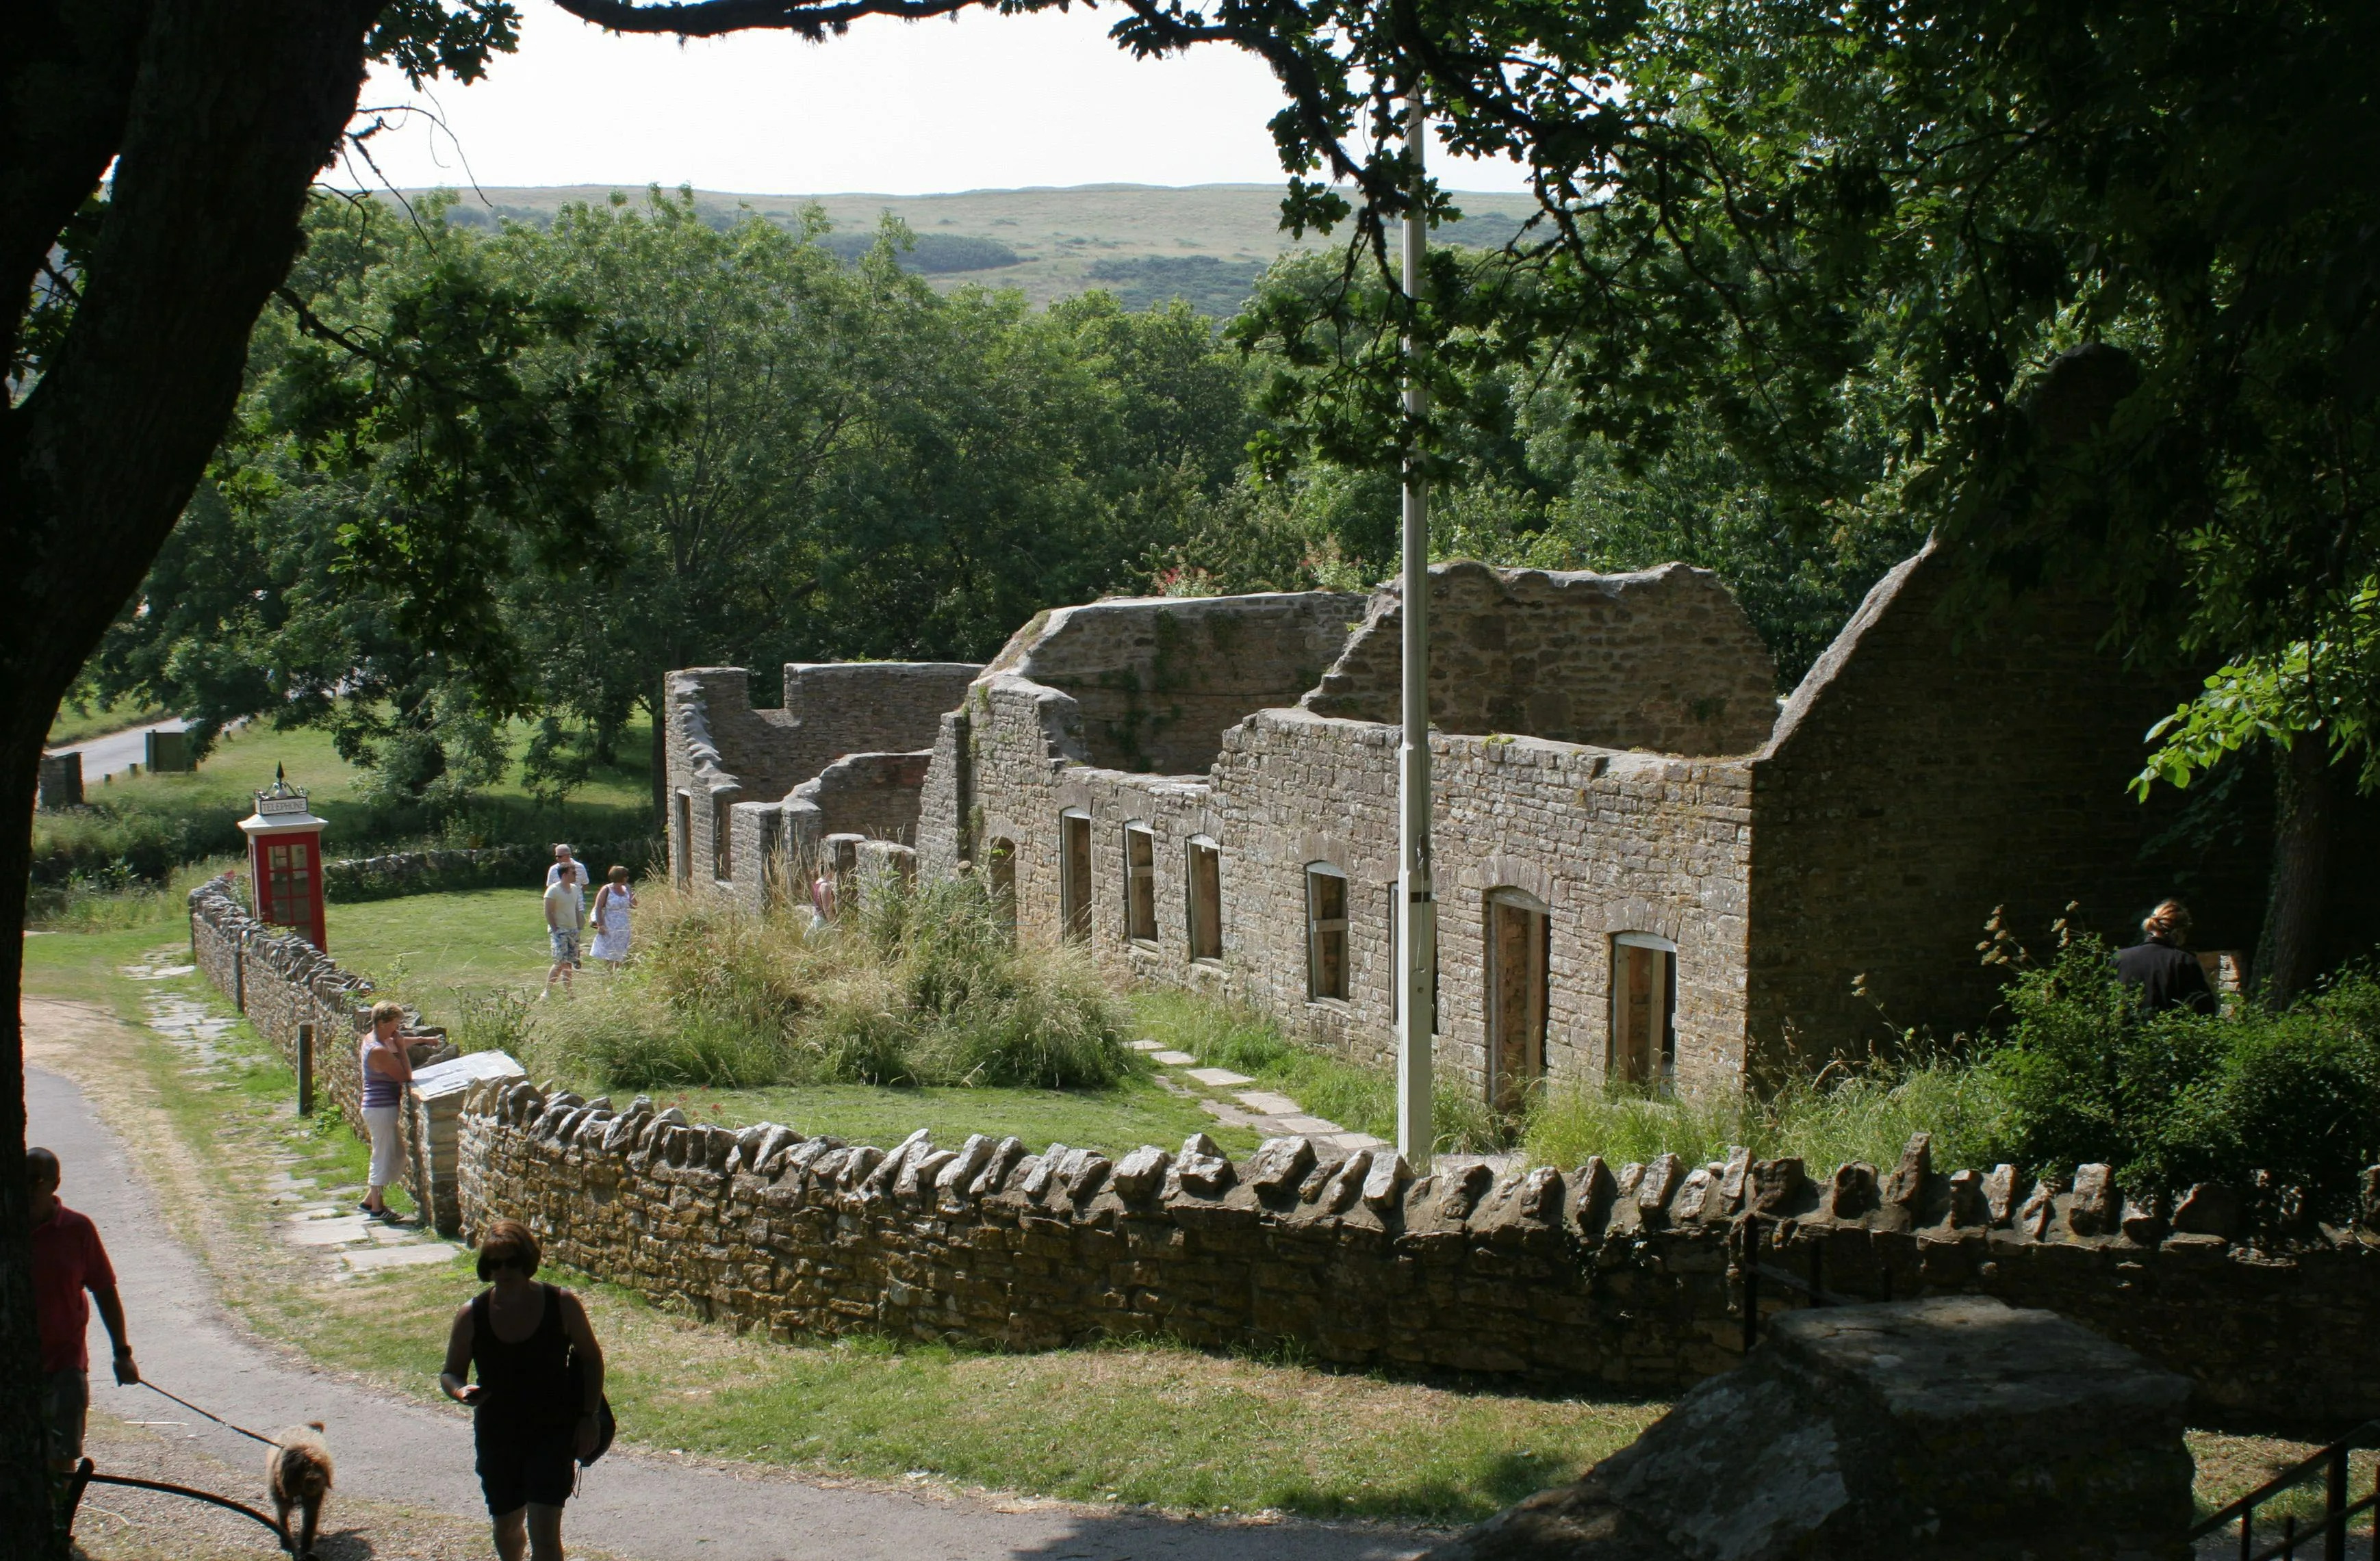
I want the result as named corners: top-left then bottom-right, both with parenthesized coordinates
top-left (460, 1078), bottom-right (2380, 1430)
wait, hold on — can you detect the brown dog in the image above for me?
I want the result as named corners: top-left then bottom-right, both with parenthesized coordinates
top-left (266, 1421), bottom-right (333, 1558)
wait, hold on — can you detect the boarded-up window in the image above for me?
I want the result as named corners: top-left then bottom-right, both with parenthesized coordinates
top-left (1060, 811), bottom-right (1092, 942)
top-left (713, 795), bottom-right (734, 882)
top-left (1123, 823), bottom-right (1157, 942)
top-left (1488, 890), bottom-right (1550, 1113)
top-left (1186, 838), bottom-right (1223, 961)
top-left (1612, 933), bottom-right (1677, 1087)
top-left (1306, 864), bottom-right (1349, 1002)
top-left (674, 792), bottom-right (693, 886)
top-left (986, 837), bottom-right (1017, 932)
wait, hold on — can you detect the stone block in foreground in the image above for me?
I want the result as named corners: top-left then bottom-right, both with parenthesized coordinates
top-left (1424, 1295), bottom-right (2193, 1561)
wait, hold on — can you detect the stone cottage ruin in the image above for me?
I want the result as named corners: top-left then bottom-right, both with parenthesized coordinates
top-left (667, 543), bottom-right (2264, 1101)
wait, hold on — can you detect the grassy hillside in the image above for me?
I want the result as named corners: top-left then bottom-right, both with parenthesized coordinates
top-left (402, 181), bottom-right (1543, 312)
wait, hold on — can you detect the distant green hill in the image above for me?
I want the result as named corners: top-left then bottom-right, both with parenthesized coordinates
top-left (400, 182), bottom-right (1542, 314)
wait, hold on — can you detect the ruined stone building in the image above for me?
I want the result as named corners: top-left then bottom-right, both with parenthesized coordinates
top-left (668, 543), bottom-right (2270, 1101)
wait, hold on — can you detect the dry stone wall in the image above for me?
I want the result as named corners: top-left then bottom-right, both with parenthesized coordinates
top-left (459, 1083), bottom-right (2380, 1429)
top-left (190, 875), bottom-right (381, 1131)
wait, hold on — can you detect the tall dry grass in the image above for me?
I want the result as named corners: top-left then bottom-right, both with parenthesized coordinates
top-left (529, 870), bottom-right (1134, 1092)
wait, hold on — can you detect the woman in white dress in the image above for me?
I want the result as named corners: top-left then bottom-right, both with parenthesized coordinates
top-left (589, 866), bottom-right (635, 966)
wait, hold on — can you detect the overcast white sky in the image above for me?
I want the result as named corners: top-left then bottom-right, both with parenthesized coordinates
top-left (345, 1), bottom-right (1530, 196)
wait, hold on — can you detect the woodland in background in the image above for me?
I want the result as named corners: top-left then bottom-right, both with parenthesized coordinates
top-left (77, 187), bottom-right (1919, 825)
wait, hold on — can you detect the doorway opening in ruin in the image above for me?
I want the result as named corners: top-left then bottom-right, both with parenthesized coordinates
top-left (1123, 823), bottom-right (1157, 943)
top-left (1186, 836), bottom-right (1223, 962)
top-left (1060, 810), bottom-right (1092, 942)
top-left (986, 837), bottom-right (1016, 932)
top-left (1487, 890), bottom-right (1550, 1113)
top-left (674, 792), bottom-right (693, 888)
top-left (713, 795), bottom-right (734, 882)
top-left (1611, 932), bottom-right (1677, 1088)
top-left (1305, 864), bottom-right (1349, 1002)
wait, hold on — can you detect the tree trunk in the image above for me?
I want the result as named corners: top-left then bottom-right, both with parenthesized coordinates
top-left (2255, 735), bottom-right (2336, 1009)
top-left (0, 5), bottom-right (376, 1551)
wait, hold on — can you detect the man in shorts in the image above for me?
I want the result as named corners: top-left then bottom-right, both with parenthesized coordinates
top-left (543, 870), bottom-right (579, 997)
top-left (546, 845), bottom-right (589, 970)
top-left (31, 1147), bottom-right (138, 1484)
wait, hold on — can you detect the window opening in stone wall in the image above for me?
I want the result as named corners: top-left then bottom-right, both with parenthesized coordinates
top-left (1123, 823), bottom-right (1157, 943)
top-left (1306, 864), bottom-right (1349, 1002)
top-left (1186, 837), bottom-right (1223, 962)
top-left (1611, 932), bottom-right (1678, 1088)
top-left (1060, 810), bottom-right (1092, 942)
top-left (1488, 889), bottom-right (1550, 1113)
top-left (674, 792), bottom-right (693, 888)
top-left (986, 837), bottom-right (1017, 933)
top-left (713, 795), bottom-right (734, 882)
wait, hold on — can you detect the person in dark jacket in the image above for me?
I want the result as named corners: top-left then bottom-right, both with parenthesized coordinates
top-left (2114, 899), bottom-right (2218, 1015)
top-left (439, 1220), bottom-right (604, 1561)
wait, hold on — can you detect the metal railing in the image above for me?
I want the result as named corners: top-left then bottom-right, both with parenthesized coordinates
top-left (2190, 1423), bottom-right (2379, 1561)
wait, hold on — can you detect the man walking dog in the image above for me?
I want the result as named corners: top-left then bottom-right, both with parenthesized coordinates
top-left (31, 1147), bottom-right (138, 1499)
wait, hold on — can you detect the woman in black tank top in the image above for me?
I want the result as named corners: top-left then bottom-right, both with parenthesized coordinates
top-left (440, 1220), bottom-right (606, 1561)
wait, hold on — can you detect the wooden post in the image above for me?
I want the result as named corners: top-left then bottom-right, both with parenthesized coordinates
top-left (296, 1022), bottom-right (314, 1116)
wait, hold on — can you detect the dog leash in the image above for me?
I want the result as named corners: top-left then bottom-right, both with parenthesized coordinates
top-left (138, 1378), bottom-right (279, 1447)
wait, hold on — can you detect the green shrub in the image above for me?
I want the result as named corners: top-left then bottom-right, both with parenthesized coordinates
top-left (1986, 937), bottom-right (2380, 1217)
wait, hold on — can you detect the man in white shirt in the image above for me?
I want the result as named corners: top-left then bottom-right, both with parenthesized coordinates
top-left (547, 846), bottom-right (589, 968)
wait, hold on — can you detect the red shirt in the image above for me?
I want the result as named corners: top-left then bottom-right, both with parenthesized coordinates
top-left (33, 1202), bottom-right (117, 1373)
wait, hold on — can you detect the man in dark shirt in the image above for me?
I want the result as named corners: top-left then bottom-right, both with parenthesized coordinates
top-left (2114, 899), bottom-right (2218, 1016)
top-left (31, 1146), bottom-right (138, 1475)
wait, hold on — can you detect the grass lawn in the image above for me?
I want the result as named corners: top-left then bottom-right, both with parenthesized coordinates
top-left (329, 884), bottom-right (556, 1005)
top-left (32, 714), bottom-right (660, 885)
top-left (47, 692), bottom-right (168, 746)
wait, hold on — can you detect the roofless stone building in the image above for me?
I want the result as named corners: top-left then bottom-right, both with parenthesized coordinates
top-left (665, 543), bottom-right (2268, 1100)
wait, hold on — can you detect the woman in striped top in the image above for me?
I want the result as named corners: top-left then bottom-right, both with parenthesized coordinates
top-left (359, 1001), bottom-right (414, 1221)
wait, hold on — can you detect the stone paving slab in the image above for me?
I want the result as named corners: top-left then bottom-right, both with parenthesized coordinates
top-left (287, 1212), bottom-right (376, 1246)
top-left (1199, 1099), bottom-right (1263, 1128)
top-left (1329, 1134), bottom-right (1390, 1152)
top-left (1150, 1050), bottom-right (1198, 1066)
top-left (1234, 1091), bottom-right (1303, 1115)
top-left (1185, 1067), bottom-right (1255, 1087)
top-left (1127, 1038), bottom-right (1167, 1052)
top-left (343, 1242), bottom-right (461, 1272)
top-left (1274, 1115), bottom-right (1342, 1135)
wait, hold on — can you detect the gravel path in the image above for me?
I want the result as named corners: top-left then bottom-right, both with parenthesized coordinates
top-left (29, 1063), bottom-right (1427, 1561)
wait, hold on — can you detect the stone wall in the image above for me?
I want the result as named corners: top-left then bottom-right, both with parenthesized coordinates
top-left (189, 876), bottom-right (380, 1131)
top-left (1743, 545), bottom-right (2271, 1076)
top-left (787, 752), bottom-right (932, 855)
top-left (665, 661), bottom-right (980, 901)
top-left (1302, 561), bottom-right (1778, 756)
top-left (926, 660), bottom-right (1757, 1098)
top-left (990, 592), bottom-right (1362, 775)
top-left (458, 1080), bottom-right (2380, 1430)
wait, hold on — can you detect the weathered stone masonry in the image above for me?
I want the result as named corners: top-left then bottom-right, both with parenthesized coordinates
top-left (665, 661), bottom-right (979, 907)
top-left (893, 547), bottom-right (2266, 1101)
top-left (192, 876), bottom-right (379, 1129)
top-left (457, 1076), bottom-right (2380, 1429)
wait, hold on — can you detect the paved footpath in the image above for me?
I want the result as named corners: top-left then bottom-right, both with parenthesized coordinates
top-left (29, 1064), bottom-right (1429, 1561)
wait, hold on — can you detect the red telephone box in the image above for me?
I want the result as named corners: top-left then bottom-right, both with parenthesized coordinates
top-left (240, 766), bottom-right (329, 952)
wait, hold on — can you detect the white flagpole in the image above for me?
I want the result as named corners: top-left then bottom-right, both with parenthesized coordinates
top-left (1394, 94), bottom-right (1436, 1171)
